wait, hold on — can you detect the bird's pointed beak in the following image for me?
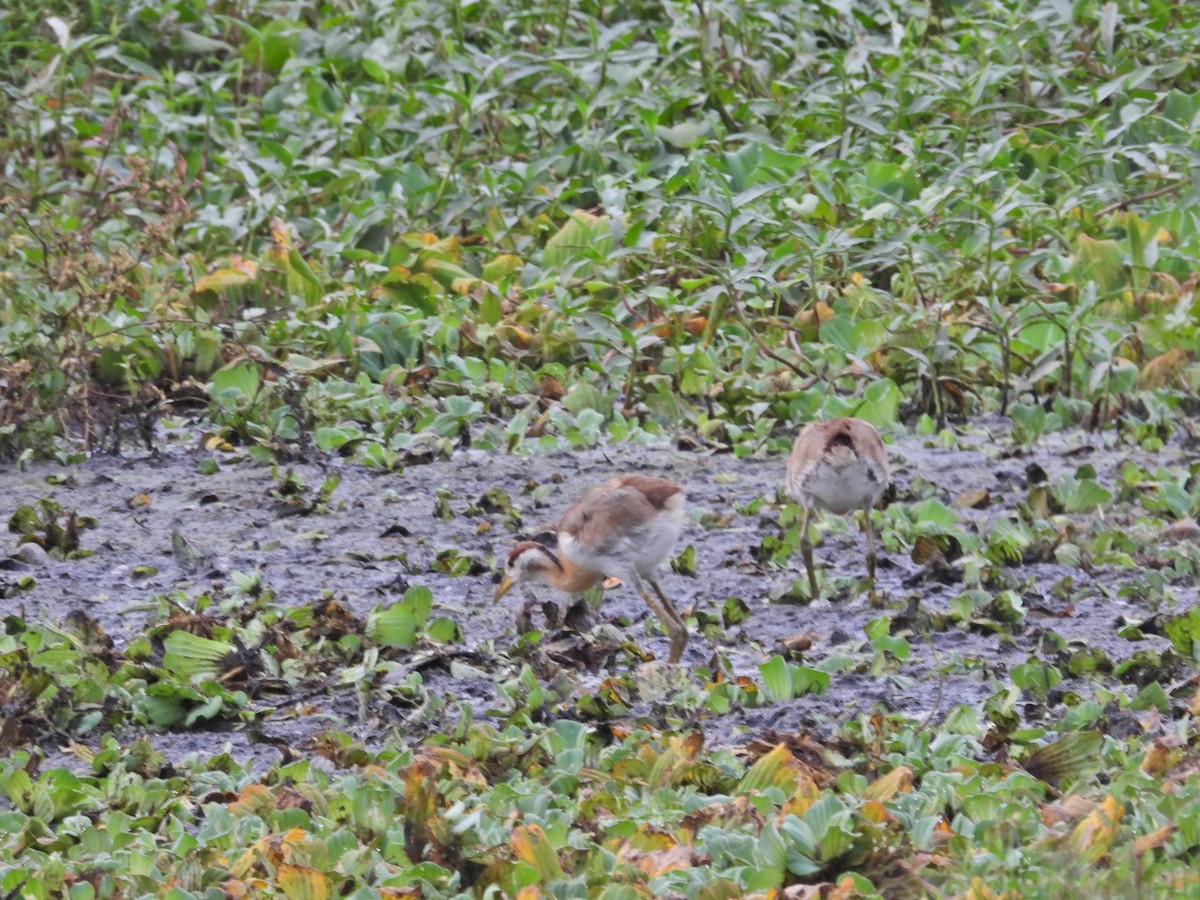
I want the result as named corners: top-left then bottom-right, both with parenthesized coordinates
top-left (493, 575), bottom-right (514, 604)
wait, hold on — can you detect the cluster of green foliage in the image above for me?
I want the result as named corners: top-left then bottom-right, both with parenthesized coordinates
top-left (2, 471), bottom-right (1199, 899)
top-left (5, 0), bottom-right (1200, 894)
top-left (3, 0), bottom-right (1200, 462)
top-left (3, 567), bottom-right (1200, 898)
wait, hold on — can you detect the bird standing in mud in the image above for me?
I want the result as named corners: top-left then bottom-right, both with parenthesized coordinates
top-left (493, 474), bottom-right (689, 663)
top-left (786, 417), bottom-right (889, 595)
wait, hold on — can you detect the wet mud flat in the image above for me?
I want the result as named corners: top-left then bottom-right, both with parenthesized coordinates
top-left (2, 421), bottom-right (1197, 768)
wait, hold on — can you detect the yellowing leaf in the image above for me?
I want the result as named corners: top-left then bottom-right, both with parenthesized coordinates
top-left (796, 302), bottom-right (835, 326)
top-left (1139, 736), bottom-right (1182, 778)
top-left (228, 784), bottom-right (274, 817)
top-left (195, 268), bottom-right (255, 293)
top-left (860, 800), bottom-right (890, 824)
top-left (229, 255), bottom-right (258, 278)
top-left (739, 743), bottom-right (798, 794)
top-left (543, 210), bottom-right (613, 274)
top-left (203, 433), bottom-right (235, 452)
top-left (962, 876), bottom-right (997, 900)
top-left (862, 766), bottom-right (913, 802)
top-left (954, 488), bottom-right (990, 510)
top-left (617, 841), bottom-right (695, 878)
top-left (510, 824), bottom-right (564, 882)
top-left (482, 253), bottom-right (523, 282)
top-left (1137, 348), bottom-right (1191, 389)
top-left (277, 864), bottom-right (331, 900)
top-left (1133, 823), bottom-right (1176, 857)
top-left (270, 216), bottom-right (294, 250)
top-left (1068, 795), bottom-right (1123, 863)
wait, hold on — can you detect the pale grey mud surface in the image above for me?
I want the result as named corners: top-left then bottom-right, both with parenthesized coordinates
top-left (3, 420), bottom-right (1197, 769)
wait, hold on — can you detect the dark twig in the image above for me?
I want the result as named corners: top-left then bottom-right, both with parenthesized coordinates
top-left (1096, 178), bottom-right (1190, 218)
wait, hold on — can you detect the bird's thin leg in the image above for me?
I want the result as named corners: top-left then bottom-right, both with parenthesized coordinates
top-left (630, 574), bottom-right (688, 664)
top-left (799, 506), bottom-right (819, 596)
top-left (648, 578), bottom-right (685, 629)
top-left (863, 507), bottom-right (877, 582)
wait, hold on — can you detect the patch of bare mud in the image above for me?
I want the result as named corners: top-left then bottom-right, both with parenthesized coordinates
top-left (4, 420), bottom-right (1197, 766)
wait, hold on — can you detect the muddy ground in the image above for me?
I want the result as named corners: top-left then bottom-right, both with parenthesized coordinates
top-left (3, 420), bottom-right (1197, 768)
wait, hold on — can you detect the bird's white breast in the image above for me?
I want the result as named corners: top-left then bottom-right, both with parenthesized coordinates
top-left (633, 494), bottom-right (685, 574)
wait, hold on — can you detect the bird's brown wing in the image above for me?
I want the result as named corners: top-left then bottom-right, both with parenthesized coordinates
top-left (558, 482), bottom-right (657, 564)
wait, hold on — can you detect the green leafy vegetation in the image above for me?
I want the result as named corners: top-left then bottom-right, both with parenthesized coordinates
top-left (4, 0), bottom-right (1200, 895)
top-left (4, 0), bottom-right (1200, 461)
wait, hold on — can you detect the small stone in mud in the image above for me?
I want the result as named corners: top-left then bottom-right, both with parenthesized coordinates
top-left (15, 543), bottom-right (51, 567)
top-left (778, 632), bottom-right (815, 653)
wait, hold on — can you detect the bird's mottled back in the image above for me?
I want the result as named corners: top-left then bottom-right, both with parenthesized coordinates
top-left (786, 417), bottom-right (888, 501)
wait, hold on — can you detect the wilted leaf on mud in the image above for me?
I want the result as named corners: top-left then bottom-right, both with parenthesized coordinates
top-left (1066, 647), bottom-right (1111, 676)
top-left (231, 828), bottom-right (309, 879)
top-left (162, 631), bottom-right (236, 680)
top-left (228, 784), bottom-right (275, 817)
top-left (476, 488), bottom-right (513, 514)
top-left (1022, 731), bottom-right (1102, 786)
top-left (739, 743), bottom-right (819, 799)
top-left (639, 733), bottom-right (705, 789)
top-left (954, 488), bottom-right (990, 509)
top-left (1041, 795), bottom-right (1099, 826)
top-left (1063, 479), bottom-right (1112, 514)
top-left (1161, 519), bottom-right (1200, 543)
top-left (171, 527), bottom-right (207, 571)
top-left (1068, 795), bottom-right (1123, 863)
top-left (778, 632), bottom-right (816, 654)
top-left (617, 839), bottom-right (698, 877)
top-left (911, 536), bottom-right (944, 566)
top-left (203, 433), bottom-right (236, 452)
top-left (1140, 736), bottom-right (1183, 778)
top-left (862, 766), bottom-right (913, 802)
top-left (721, 596), bottom-right (749, 627)
top-left (672, 544), bottom-right (698, 576)
top-left (61, 610), bottom-right (112, 656)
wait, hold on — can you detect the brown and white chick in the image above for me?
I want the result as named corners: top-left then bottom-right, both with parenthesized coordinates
top-left (785, 417), bottom-right (889, 595)
top-left (493, 474), bottom-right (689, 663)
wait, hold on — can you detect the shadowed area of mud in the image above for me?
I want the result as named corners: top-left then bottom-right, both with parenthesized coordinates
top-left (3, 419), bottom-right (1196, 769)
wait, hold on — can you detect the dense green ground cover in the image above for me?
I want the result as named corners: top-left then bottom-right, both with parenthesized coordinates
top-left (3, 0), bottom-right (1200, 896)
top-left (3, 0), bottom-right (1200, 460)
